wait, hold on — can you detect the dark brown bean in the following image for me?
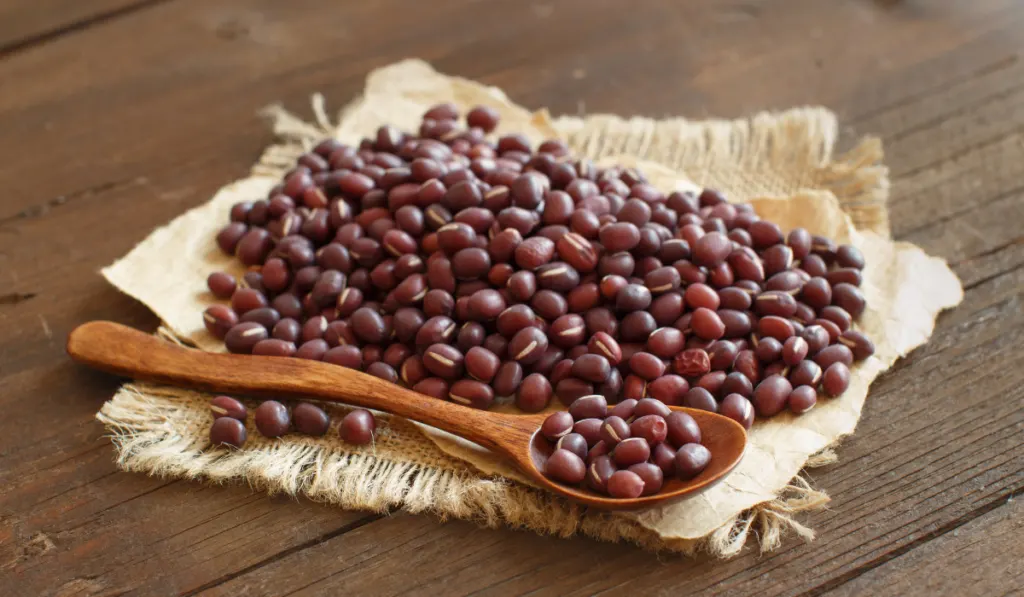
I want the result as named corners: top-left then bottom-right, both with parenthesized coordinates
top-left (556, 378), bottom-right (595, 406)
top-left (630, 415), bottom-right (668, 444)
top-left (412, 377), bottom-right (449, 400)
top-left (587, 331), bottom-right (623, 365)
top-left (541, 411), bottom-right (575, 441)
top-left (207, 272), bottom-right (237, 299)
top-left (567, 395), bottom-right (607, 420)
top-left (368, 362), bottom-right (399, 385)
top-left (515, 373), bottom-right (552, 412)
top-left (782, 336), bottom-right (810, 366)
top-left (339, 409), bottom-right (376, 445)
top-left (210, 395), bottom-right (247, 422)
top-left (532, 290), bottom-right (568, 321)
top-left (606, 469), bottom-right (645, 498)
top-left (465, 346), bottom-right (500, 383)
top-left (692, 232), bottom-right (731, 267)
top-left (697, 371), bottom-right (727, 398)
top-left (482, 355), bottom-right (519, 393)
top-left (665, 411), bottom-right (701, 447)
top-left (675, 443), bottom-right (711, 479)
top-left (395, 350), bottom-right (426, 381)
top-left (629, 352), bottom-right (666, 380)
top-left (731, 349), bottom-right (760, 383)
top-left (509, 326), bottom-right (549, 364)
top-left (836, 244), bottom-right (865, 269)
top-left (599, 222), bottom-right (641, 252)
top-left (556, 232), bottom-right (599, 272)
top-left (252, 338), bottom-right (296, 357)
top-left (555, 433), bottom-right (589, 461)
top-left (719, 393), bottom-right (755, 429)
top-left (224, 321), bottom-right (269, 354)
top-left (814, 344), bottom-right (854, 370)
top-left (832, 283), bottom-right (866, 318)
top-left (839, 329), bottom-right (875, 360)
top-left (612, 437), bottom-right (651, 467)
top-left (647, 327), bottom-right (684, 358)
top-left (627, 462), bottom-right (665, 496)
top-left (644, 266), bottom-right (681, 294)
top-left (788, 385), bottom-right (818, 413)
top-left (682, 387), bottom-right (718, 413)
top-left (599, 416), bottom-right (631, 446)
top-left (292, 403), bottom-right (331, 436)
top-left (691, 307), bottom-right (726, 340)
top-left (573, 418), bottom-right (604, 446)
top-left (456, 322), bottom-right (486, 353)
top-left (673, 348), bottom-right (710, 377)
top-left (631, 398), bottom-right (670, 419)
top-left (571, 354), bottom-right (611, 383)
top-left (254, 400), bottom-right (290, 438)
top-left (800, 277), bottom-right (832, 310)
top-left (203, 305), bottom-right (238, 339)
top-left (759, 315), bottom-right (795, 341)
top-left (416, 315), bottom-right (457, 350)
top-left (295, 339), bottom-right (329, 361)
top-left (423, 344), bottom-right (465, 379)
top-left (647, 374), bottom-right (688, 405)
top-left (514, 236), bottom-right (555, 270)
top-left (790, 359), bottom-right (823, 387)
top-left (448, 379), bottom-right (495, 409)
top-left (801, 325), bottom-right (831, 355)
top-left (822, 362), bottom-right (851, 397)
top-left (323, 344), bottom-right (362, 369)
top-left (752, 374), bottom-right (793, 417)
top-left (721, 370), bottom-right (753, 398)
top-left (587, 455), bottom-right (617, 493)
top-left (615, 283), bottom-right (652, 312)
top-left (728, 247), bottom-right (765, 282)
top-left (549, 314), bottom-right (586, 349)
top-left (210, 417), bottom-right (247, 448)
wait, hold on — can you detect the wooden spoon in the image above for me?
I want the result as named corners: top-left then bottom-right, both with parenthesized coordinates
top-left (67, 321), bottom-right (747, 510)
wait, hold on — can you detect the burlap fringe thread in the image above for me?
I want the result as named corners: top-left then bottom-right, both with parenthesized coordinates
top-left (98, 96), bottom-right (890, 557)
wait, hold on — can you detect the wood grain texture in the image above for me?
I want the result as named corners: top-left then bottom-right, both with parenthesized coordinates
top-left (0, 0), bottom-right (1021, 595)
top-left (823, 498), bottom-right (1023, 597)
top-left (0, 0), bottom-right (162, 53)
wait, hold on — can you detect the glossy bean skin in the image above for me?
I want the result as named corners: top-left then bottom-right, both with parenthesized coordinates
top-left (210, 417), bottom-right (247, 448)
top-left (339, 409), bottom-right (376, 445)
top-left (254, 400), bottom-right (291, 438)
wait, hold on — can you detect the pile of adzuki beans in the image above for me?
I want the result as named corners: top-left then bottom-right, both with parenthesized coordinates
top-left (539, 396), bottom-right (712, 498)
top-left (202, 103), bottom-right (875, 492)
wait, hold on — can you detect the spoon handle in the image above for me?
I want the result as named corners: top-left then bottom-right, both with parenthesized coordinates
top-left (67, 321), bottom-right (527, 453)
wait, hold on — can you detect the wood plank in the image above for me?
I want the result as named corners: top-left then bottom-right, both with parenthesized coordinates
top-left (0, 0), bottom-right (1021, 595)
top-left (0, 0), bottom-right (162, 54)
top-left (823, 498), bottom-right (1023, 597)
top-left (0, 0), bottom-right (1018, 223)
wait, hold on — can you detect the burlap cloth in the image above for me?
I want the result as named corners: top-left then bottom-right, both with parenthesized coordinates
top-left (97, 60), bottom-right (963, 557)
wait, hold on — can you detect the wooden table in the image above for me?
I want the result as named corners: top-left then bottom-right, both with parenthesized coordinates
top-left (2, 1), bottom-right (1022, 595)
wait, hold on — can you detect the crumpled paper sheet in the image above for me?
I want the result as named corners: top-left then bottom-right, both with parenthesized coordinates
top-left (102, 59), bottom-right (963, 544)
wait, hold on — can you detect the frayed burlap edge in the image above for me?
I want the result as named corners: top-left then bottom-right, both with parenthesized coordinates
top-left (95, 95), bottom-right (886, 558)
top-left (98, 376), bottom-right (834, 559)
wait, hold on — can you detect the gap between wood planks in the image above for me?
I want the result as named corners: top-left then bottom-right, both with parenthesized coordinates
top-left (0, 0), bottom-right (176, 60)
top-left (178, 514), bottom-right (385, 597)
top-left (805, 492), bottom-right (1019, 596)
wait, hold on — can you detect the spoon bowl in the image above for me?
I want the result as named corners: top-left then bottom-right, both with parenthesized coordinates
top-left (67, 321), bottom-right (747, 510)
